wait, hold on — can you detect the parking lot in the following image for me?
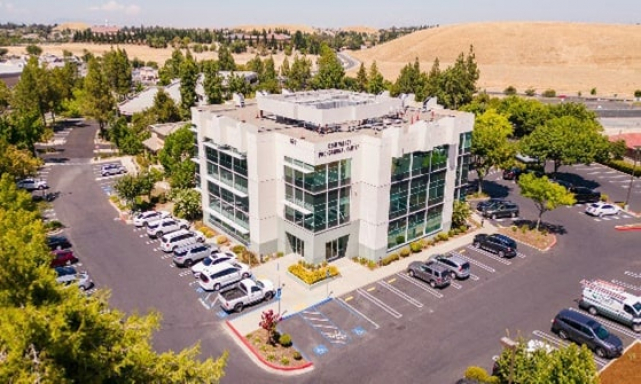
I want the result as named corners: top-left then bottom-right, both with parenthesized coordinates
top-left (279, 240), bottom-right (544, 364)
top-left (92, 161), bottom-right (128, 197)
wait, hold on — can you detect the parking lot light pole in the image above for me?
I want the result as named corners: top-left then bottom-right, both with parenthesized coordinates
top-left (624, 146), bottom-right (641, 211)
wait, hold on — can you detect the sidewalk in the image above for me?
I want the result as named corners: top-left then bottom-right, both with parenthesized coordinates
top-left (229, 217), bottom-right (498, 336)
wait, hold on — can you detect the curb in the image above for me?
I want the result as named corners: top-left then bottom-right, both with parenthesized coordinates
top-left (225, 320), bottom-right (314, 375)
top-left (615, 224), bottom-right (641, 232)
top-left (498, 228), bottom-right (558, 253)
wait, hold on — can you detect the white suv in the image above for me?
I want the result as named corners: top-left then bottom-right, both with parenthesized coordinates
top-left (146, 217), bottom-right (189, 238)
top-left (133, 211), bottom-right (171, 227)
top-left (159, 229), bottom-right (205, 253)
top-left (17, 178), bottom-right (48, 191)
top-left (198, 261), bottom-right (251, 291)
top-left (100, 163), bottom-right (127, 177)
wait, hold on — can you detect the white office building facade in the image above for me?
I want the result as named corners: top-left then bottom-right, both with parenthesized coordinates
top-left (192, 91), bottom-right (473, 265)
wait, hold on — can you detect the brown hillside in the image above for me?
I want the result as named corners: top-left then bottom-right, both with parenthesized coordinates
top-left (350, 22), bottom-right (641, 97)
top-left (234, 24), bottom-right (316, 34)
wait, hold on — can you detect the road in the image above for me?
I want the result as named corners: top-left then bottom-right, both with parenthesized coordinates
top-left (44, 122), bottom-right (641, 383)
top-left (337, 52), bottom-right (359, 72)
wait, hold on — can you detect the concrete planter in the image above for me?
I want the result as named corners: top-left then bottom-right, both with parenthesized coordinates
top-left (286, 271), bottom-right (341, 291)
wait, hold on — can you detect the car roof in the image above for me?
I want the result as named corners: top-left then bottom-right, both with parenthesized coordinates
top-left (55, 266), bottom-right (77, 275)
top-left (202, 261), bottom-right (236, 273)
top-left (557, 308), bottom-right (600, 326)
top-left (493, 234), bottom-right (516, 243)
top-left (438, 253), bottom-right (467, 264)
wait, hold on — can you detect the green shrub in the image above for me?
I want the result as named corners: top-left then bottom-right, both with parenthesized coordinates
top-left (44, 220), bottom-right (65, 231)
top-left (511, 225), bottom-right (518, 232)
top-left (231, 245), bottom-right (246, 254)
top-left (399, 248), bottom-right (411, 258)
top-left (521, 224), bottom-right (529, 234)
top-left (409, 241), bottom-right (422, 253)
top-left (109, 195), bottom-right (119, 203)
top-left (359, 257), bottom-right (368, 265)
top-left (436, 232), bottom-right (449, 242)
top-left (503, 86), bottom-right (517, 95)
top-left (293, 351), bottom-right (302, 360)
top-left (464, 366), bottom-right (491, 382)
top-left (239, 250), bottom-right (260, 266)
top-left (395, 235), bottom-right (405, 245)
top-left (524, 88), bottom-right (536, 96)
top-left (367, 260), bottom-right (378, 270)
top-left (288, 263), bottom-right (340, 285)
top-left (266, 354), bottom-right (275, 362)
top-left (280, 357), bottom-right (290, 366)
top-left (600, 193), bottom-right (609, 202)
top-left (216, 235), bottom-right (228, 245)
top-left (603, 159), bottom-right (641, 177)
top-left (279, 333), bottom-right (292, 347)
top-left (542, 89), bottom-right (556, 98)
top-left (276, 252), bottom-right (284, 258)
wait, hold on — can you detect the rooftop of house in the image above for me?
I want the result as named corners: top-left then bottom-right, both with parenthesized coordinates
top-left (608, 133), bottom-right (641, 149)
top-left (150, 122), bottom-right (187, 137)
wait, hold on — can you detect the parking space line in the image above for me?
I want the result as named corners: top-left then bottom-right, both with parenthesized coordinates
top-left (612, 280), bottom-right (641, 291)
top-left (469, 273), bottom-right (480, 281)
top-left (300, 308), bottom-right (351, 345)
top-left (344, 296), bottom-right (353, 302)
top-left (465, 246), bottom-right (512, 265)
top-left (454, 254), bottom-right (496, 273)
top-left (516, 252), bottom-right (526, 259)
top-left (568, 308), bottom-right (640, 340)
top-left (395, 273), bottom-right (444, 298)
top-left (336, 298), bottom-right (380, 329)
top-left (624, 271), bottom-right (641, 279)
top-left (450, 281), bottom-right (462, 289)
top-left (356, 288), bottom-right (402, 319)
top-left (387, 278), bottom-right (396, 284)
top-left (377, 281), bottom-right (423, 308)
top-left (366, 287), bottom-right (376, 292)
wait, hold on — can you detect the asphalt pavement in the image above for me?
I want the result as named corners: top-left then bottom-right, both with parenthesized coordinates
top-left (43, 123), bottom-right (641, 384)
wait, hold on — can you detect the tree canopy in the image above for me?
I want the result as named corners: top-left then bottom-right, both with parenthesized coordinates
top-left (83, 58), bottom-right (115, 131)
top-left (179, 52), bottom-right (199, 118)
top-left (518, 173), bottom-right (576, 230)
top-left (159, 125), bottom-right (196, 182)
top-left (0, 174), bottom-right (228, 382)
top-left (312, 43), bottom-right (345, 90)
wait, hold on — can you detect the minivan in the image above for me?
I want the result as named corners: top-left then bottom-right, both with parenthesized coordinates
top-left (551, 308), bottom-right (623, 358)
top-left (159, 229), bottom-right (204, 252)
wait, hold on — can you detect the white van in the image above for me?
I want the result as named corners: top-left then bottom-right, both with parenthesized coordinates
top-left (159, 229), bottom-right (204, 253)
top-left (579, 279), bottom-right (641, 332)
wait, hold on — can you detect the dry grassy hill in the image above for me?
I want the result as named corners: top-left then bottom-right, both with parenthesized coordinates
top-left (234, 24), bottom-right (316, 34)
top-left (350, 22), bottom-right (641, 97)
top-left (52, 22), bottom-right (90, 32)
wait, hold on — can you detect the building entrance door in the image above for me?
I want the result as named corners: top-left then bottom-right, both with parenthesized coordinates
top-left (287, 233), bottom-right (305, 257)
top-left (325, 235), bottom-right (348, 261)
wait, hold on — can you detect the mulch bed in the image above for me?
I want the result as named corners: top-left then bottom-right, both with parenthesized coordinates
top-left (245, 330), bottom-right (308, 368)
top-left (498, 226), bottom-right (556, 250)
top-left (600, 341), bottom-right (641, 384)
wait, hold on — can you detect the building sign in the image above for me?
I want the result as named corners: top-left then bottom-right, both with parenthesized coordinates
top-left (318, 140), bottom-right (359, 158)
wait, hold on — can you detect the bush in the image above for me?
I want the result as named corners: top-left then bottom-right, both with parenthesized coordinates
top-left (198, 226), bottom-right (216, 238)
top-left (464, 366), bottom-right (491, 382)
top-left (216, 235), bottom-right (228, 245)
top-left (44, 220), bottom-right (65, 231)
top-left (288, 263), bottom-right (340, 285)
top-left (524, 88), bottom-right (536, 96)
top-left (280, 357), bottom-right (290, 366)
top-left (603, 159), bottom-right (641, 177)
top-left (293, 351), bottom-right (302, 361)
top-left (231, 245), bottom-right (246, 254)
top-left (590, 87), bottom-right (597, 95)
top-left (109, 195), bottom-right (119, 203)
top-left (600, 193), bottom-right (609, 202)
top-left (542, 89), bottom-right (556, 98)
top-left (511, 225), bottom-right (518, 232)
top-left (266, 354), bottom-right (275, 362)
top-left (436, 232), bottom-right (449, 242)
top-left (503, 86), bottom-right (517, 95)
top-left (395, 235), bottom-right (405, 245)
top-left (399, 248), bottom-right (411, 258)
top-left (409, 241), bottom-right (422, 253)
top-left (239, 250), bottom-right (260, 266)
top-left (279, 333), bottom-right (292, 347)
top-left (276, 252), bottom-right (284, 258)
top-left (367, 260), bottom-right (378, 270)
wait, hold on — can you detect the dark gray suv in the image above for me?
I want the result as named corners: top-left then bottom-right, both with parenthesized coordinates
top-left (551, 309), bottom-right (623, 359)
top-left (407, 261), bottom-right (451, 288)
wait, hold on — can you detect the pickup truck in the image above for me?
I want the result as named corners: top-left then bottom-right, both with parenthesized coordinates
top-left (219, 278), bottom-right (275, 313)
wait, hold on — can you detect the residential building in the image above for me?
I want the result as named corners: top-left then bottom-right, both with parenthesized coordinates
top-left (192, 90), bottom-right (473, 265)
top-left (143, 122), bottom-right (187, 153)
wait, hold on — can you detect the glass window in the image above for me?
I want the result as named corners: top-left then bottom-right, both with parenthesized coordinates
top-left (208, 181), bottom-right (220, 197)
top-left (220, 168), bottom-right (234, 186)
top-left (234, 175), bottom-right (248, 193)
top-left (219, 152), bottom-right (233, 170)
top-left (425, 205), bottom-right (443, 234)
top-left (407, 211), bottom-right (426, 241)
top-left (303, 191), bottom-right (314, 211)
top-left (391, 154), bottom-right (412, 181)
top-left (389, 181), bottom-right (409, 219)
top-left (327, 190), bottom-right (339, 228)
top-left (411, 152), bottom-right (431, 176)
top-left (221, 189), bottom-right (235, 205)
top-left (294, 169), bottom-right (304, 188)
top-left (431, 146), bottom-right (448, 171)
top-left (387, 218), bottom-right (407, 249)
top-left (206, 162), bottom-right (218, 178)
top-left (284, 166), bottom-right (294, 184)
top-left (339, 187), bottom-right (350, 224)
top-left (327, 162), bottom-right (340, 190)
top-left (408, 176), bottom-right (428, 212)
top-left (236, 196), bottom-right (249, 213)
top-left (233, 158), bottom-right (248, 175)
top-left (206, 147), bottom-right (218, 163)
top-left (340, 159), bottom-right (351, 185)
top-left (312, 165), bottom-right (327, 192)
top-left (428, 171), bottom-right (446, 206)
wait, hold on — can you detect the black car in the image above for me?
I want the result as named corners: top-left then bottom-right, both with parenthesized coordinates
top-left (502, 167), bottom-right (522, 180)
top-left (476, 198), bottom-right (507, 212)
top-left (570, 186), bottom-right (601, 204)
top-left (482, 202), bottom-right (519, 219)
top-left (550, 178), bottom-right (573, 190)
top-left (473, 234), bottom-right (517, 258)
top-left (46, 235), bottom-right (72, 251)
top-left (551, 309), bottom-right (623, 359)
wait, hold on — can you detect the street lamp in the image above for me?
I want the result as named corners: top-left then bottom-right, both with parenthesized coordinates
top-left (624, 146), bottom-right (641, 210)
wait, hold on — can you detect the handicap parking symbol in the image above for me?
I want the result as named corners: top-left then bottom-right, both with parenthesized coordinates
top-left (216, 310), bottom-right (228, 319)
top-left (352, 326), bottom-right (366, 337)
top-left (313, 344), bottom-right (329, 356)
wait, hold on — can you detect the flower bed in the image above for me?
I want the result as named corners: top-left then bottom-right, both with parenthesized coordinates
top-left (500, 225), bottom-right (556, 251)
top-left (288, 261), bottom-right (340, 285)
top-left (245, 330), bottom-right (309, 368)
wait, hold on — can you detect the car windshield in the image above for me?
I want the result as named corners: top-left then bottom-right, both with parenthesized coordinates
top-left (593, 325), bottom-right (610, 340)
top-left (174, 249), bottom-right (188, 256)
top-left (633, 302), bottom-right (641, 314)
top-left (589, 203), bottom-right (601, 208)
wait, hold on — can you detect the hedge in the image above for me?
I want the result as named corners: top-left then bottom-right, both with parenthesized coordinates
top-left (602, 159), bottom-right (641, 177)
top-left (288, 263), bottom-right (340, 285)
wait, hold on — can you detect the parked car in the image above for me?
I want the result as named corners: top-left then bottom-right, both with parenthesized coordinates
top-left (191, 251), bottom-right (237, 276)
top-left (54, 266), bottom-right (94, 291)
top-left (570, 187), bottom-right (601, 204)
top-left (100, 163), bottom-right (127, 177)
top-left (50, 249), bottom-right (78, 268)
top-left (17, 178), bottom-right (48, 191)
top-left (46, 235), bottom-right (72, 250)
top-left (476, 198), bottom-right (507, 212)
top-left (550, 178), bottom-right (573, 190)
top-left (473, 234), bottom-right (518, 258)
top-left (502, 167), bottom-right (523, 180)
top-left (159, 229), bottom-right (205, 253)
top-left (551, 308), bottom-right (623, 359)
top-left (585, 202), bottom-right (621, 218)
top-left (482, 202), bottom-right (519, 219)
top-left (579, 279), bottom-right (641, 333)
top-left (173, 243), bottom-right (219, 267)
top-left (133, 210), bottom-right (171, 227)
top-left (407, 261), bottom-right (452, 288)
top-left (198, 261), bottom-right (252, 291)
top-left (430, 253), bottom-right (470, 279)
top-left (146, 218), bottom-right (189, 238)
top-left (219, 278), bottom-right (275, 313)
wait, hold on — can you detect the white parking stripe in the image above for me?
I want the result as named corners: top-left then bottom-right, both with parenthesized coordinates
top-left (465, 245), bottom-right (512, 265)
top-left (612, 280), bottom-right (641, 291)
top-left (395, 273), bottom-right (444, 298)
top-left (377, 281), bottom-right (423, 307)
top-left (456, 254), bottom-right (496, 273)
top-left (336, 298), bottom-right (380, 330)
top-left (568, 308), bottom-right (640, 340)
top-left (450, 281), bottom-right (462, 290)
top-left (469, 273), bottom-right (480, 281)
top-left (356, 288), bottom-right (402, 319)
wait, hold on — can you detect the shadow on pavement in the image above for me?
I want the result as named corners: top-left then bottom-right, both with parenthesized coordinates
top-left (512, 219), bottom-right (568, 235)
top-left (551, 172), bottom-right (600, 190)
top-left (479, 180), bottom-right (512, 198)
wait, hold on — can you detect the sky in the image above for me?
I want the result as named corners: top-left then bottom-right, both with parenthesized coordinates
top-left (0, 0), bottom-right (639, 28)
